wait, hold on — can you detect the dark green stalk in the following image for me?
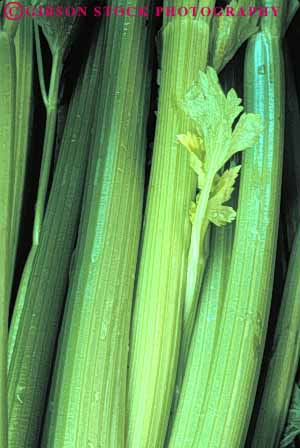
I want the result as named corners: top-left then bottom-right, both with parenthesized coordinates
top-left (281, 46), bottom-right (300, 253)
top-left (8, 30), bottom-right (100, 447)
top-left (251, 227), bottom-right (300, 447)
top-left (11, 16), bottom-right (33, 275)
top-left (0, 30), bottom-right (16, 448)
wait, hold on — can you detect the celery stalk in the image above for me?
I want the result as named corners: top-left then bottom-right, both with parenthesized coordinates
top-left (251, 226), bottom-right (300, 447)
top-left (176, 1), bottom-right (285, 445)
top-left (127, 6), bottom-right (213, 446)
top-left (11, 16), bottom-right (33, 276)
top-left (168, 64), bottom-right (262, 447)
top-left (0, 29), bottom-right (16, 448)
top-left (8, 29), bottom-right (101, 446)
top-left (281, 46), bottom-right (300, 253)
top-left (168, 207), bottom-right (234, 446)
top-left (42, 2), bottom-right (150, 445)
top-left (11, 0), bottom-right (87, 351)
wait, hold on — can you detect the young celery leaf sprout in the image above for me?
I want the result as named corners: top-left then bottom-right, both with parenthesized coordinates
top-left (177, 66), bottom-right (263, 373)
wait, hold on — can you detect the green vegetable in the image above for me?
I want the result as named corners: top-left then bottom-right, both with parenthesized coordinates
top-left (0, 29), bottom-right (16, 448)
top-left (176, 67), bottom-right (262, 376)
top-left (168, 163), bottom-right (234, 447)
top-left (128, 2), bottom-right (264, 444)
top-left (251, 227), bottom-right (300, 447)
top-left (171, 0), bottom-right (285, 445)
top-left (9, 0), bottom-right (86, 401)
top-left (281, 47), bottom-right (300, 253)
top-left (168, 194), bottom-right (235, 445)
top-left (17, 0), bottom-right (86, 284)
top-left (42, 2), bottom-right (150, 445)
top-left (11, 16), bottom-right (33, 278)
top-left (168, 68), bottom-right (262, 448)
top-left (8, 27), bottom-right (100, 446)
top-left (127, 3), bottom-right (215, 445)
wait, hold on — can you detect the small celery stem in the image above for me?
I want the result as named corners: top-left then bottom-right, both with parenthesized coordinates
top-left (183, 174), bottom-right (214, 359)
top-left (9, 49), bottom-right (62, 359)
top-left (32, 49), bottom-right (63, 246)
top-left (170, 174), bottom-right (213, 422)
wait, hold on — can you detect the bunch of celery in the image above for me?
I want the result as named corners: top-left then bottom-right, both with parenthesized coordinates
top-left (0, 0), bottom-right (300, 447)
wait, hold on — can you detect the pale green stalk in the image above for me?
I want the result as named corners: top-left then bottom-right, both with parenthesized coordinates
top-left (175, 0), bottom-right (285, 445)
top-left (127, 4), bottom-right (213, 446)
top-left (168, 202), bottom-right (234, 446)
top-left (42, 2), bottom-right (150, 445)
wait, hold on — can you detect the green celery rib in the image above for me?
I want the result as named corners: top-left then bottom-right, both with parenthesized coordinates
top-left (127, 4), bottom-right (214, 447)
top-left (32, 45), bottom-right (63, 246)
top-left (9, 30), bottom-right (65, 368)
top-left (177, 1), bottom-right (285, 446)
top-left (281, 47), bottom-right (300, 253)
top-left (251, 227), bottom-right (300, 447)
top-left (41, 2), bottom-right (150, 446)
top-left (8, 29), bottom-right (101, 447)
top-left (0, 30), bottom-right (16, 448)
top-left (11, 16), bottom-right (33, 273)
top-left (167, 63), bottom-right (242, 440)
top-left (168, 214), bottom-right (235, 446)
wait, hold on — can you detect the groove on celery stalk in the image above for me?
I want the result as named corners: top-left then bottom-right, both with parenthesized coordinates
top-left (42, 2), bottom-right (150, 446)
top-left (8, 29), bottom-right (102, 447)
top-left (171, 1), bottom-right (285, 445)
top-left (251, 227), bottom-right (300, 448)
top-left (127, 5), bottom-right (214, 446)
top-left (0, 29), bottom-right (16, 448)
